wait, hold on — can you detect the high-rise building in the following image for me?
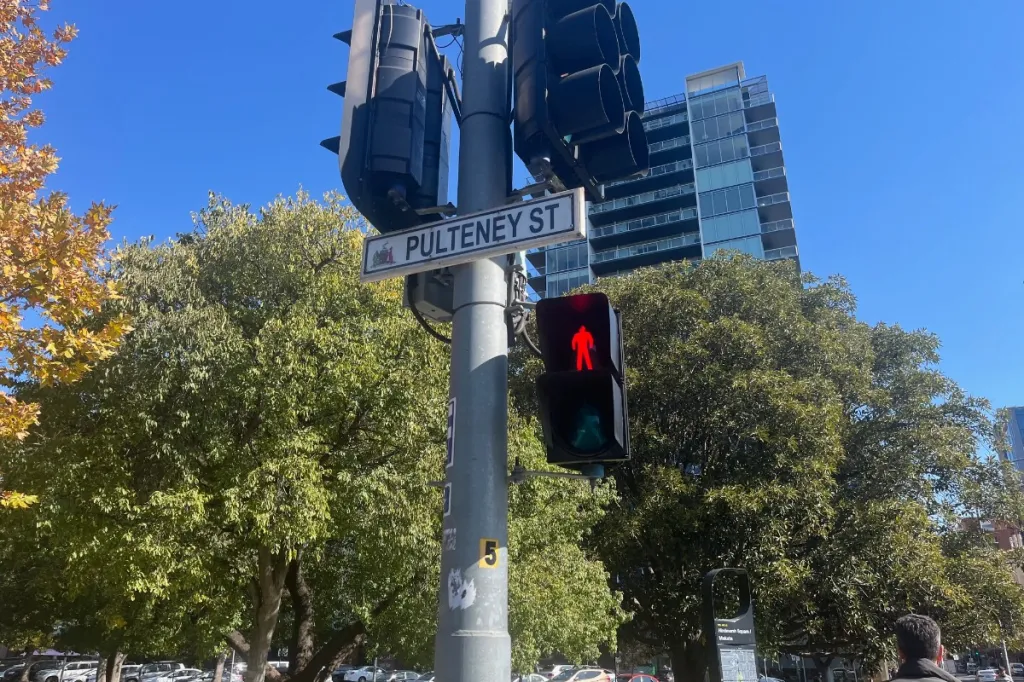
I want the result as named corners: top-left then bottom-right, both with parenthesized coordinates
top-left (1002, 406), bottom-right (1024, 471)
top-left (528, 62), bottom-right (800, 298)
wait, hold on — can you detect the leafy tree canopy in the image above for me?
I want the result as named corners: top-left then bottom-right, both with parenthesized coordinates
top-left (0, 0), bottom-right (127, 507)
top-left (512, 256), bottom-right (1024, 678)
top-left (0, 191), bottom-right (622, 676)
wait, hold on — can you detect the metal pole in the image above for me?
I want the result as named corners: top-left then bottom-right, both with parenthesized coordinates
top-left (1003, 638), bottom-right (1012, 675)
top-left (434, 0), bottom-right (511, 680)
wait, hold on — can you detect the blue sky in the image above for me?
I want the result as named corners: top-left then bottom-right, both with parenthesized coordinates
top-left (34, 0), bottom-right (1024, 412)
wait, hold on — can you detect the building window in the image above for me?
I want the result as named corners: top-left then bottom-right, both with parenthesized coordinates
top-left (701, 210), bottom-right (761, 244)
top-left (705, 235), bottom-right (765, 259)
top-left (696, 159), bottom-right (754, 192)
top-left (694, 135), bottom-right (749, 168)
top-left (698, 184), bottom-right (756, 218)
top-left (546, 266), bottom-right (590, 298)
top-left (688, 87), bottom-right (743, 122)
top-left (691, 111), bottom-right (746, 144)
top-left (545, 242), bottom-right (589, 275)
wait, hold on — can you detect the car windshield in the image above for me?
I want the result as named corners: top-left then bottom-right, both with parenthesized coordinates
top-left (551, 671), bottom-right (578, 682)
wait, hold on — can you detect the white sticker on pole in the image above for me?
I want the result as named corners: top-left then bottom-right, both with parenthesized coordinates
top-left (445, 397), bottom-right (456, 468)
top-left (360, 188), bottom-right (587, 282)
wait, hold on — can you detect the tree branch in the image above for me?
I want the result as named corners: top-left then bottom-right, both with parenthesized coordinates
top-left (224, 630), bottom-right (284, 682)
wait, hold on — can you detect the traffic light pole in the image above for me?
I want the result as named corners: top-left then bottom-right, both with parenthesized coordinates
top-left (434, 0), bottom-right (512, 681)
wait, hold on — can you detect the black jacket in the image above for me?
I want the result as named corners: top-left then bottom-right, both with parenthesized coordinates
top-left (890, 659), bottom-right (960, 682)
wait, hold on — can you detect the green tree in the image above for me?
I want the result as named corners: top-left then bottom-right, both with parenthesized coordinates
top-left (1, 191), bottom-right (622, 680)
top-left (509, 256), bottom-right (1024, 680)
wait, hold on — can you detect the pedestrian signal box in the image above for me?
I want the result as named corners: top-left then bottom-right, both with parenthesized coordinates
top-left (534, 292), bottom-right (629, 469)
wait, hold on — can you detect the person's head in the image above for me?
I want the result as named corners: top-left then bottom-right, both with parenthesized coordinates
top-left (998, 669), bottom-right (1006, 676)
top-left (894, 614), bottom-right (944, 663)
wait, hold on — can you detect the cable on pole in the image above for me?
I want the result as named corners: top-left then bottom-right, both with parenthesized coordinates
top-left (410, 298), bottom-right (452, 344)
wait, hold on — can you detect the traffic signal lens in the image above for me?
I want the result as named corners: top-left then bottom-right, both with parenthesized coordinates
top-left (567, 404), bottom-right (609, 453)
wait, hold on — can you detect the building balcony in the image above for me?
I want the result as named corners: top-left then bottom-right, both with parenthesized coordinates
top-left (764, 245), bottom-right (798, 261)
top-left (649, 135), bottom-right (690, 155)
top-left (743, 91), bottom-right (776, 121)
top-left (588, 182), bottom-right (697, 224)
top-left (643, 93), bottom-right (687, 118)
top-left (644, 111), bottom-right (688, 131)
top-left (590, 232), bottom-right (702, 275)
top-left (756, 191), bottom-right (792, 223)
top-left (603, 158), bottom-right (695, 198)
top-left (760, 218), bottom-right (794, 234)
top-left (749, 141), bottom-right (784, 172)
top-left (761, 218), bottom-right (797, 252)
top-left (745, 116), bottom-right (780, 147)
top-left (590, 206), bottom-right (699, 250)
top-left (753, 165), bottom-right (788, 196)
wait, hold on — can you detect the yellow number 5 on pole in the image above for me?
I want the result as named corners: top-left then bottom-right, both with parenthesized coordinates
top-left (479, 538), bottom-right (500, 569)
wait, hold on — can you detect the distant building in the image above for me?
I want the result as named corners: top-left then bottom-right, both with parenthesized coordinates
top-left (1001, 406), bottom-right (1024, 471)
top-left (528, 61), bottom-right (800, 298)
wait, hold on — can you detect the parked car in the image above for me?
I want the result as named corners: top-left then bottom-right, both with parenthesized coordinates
top-left (415, 674), bottom-right (434, 682)
top-left (3, 666), bottom-right (26, 681)
top-left (1011, 664), bottom-right (1024, 678)
top-left (332, 668), bottom-right (358, 682)
top-left (342, 668), bottom-right (388, 682)
top-left (386, 673), bottom-right (419, 682)
top-left (385, 673), bottom-right (418, 682)
top-left (120, 666), bottom-right (143, 682)
top-left (139, 665), bottom-right (184, 682)
top-left (37, 661), bottom-right (100, 682)
top-left (539, 668), bottom-right (574, 680)
top-left (979, 669), bottom-right (998, 682)
top-left (514, 674), bottom-right (546, 682)
top-left (617, 674), bottom-right (660, 682)
top-left (159, 669), bottom-right (202, 682)
top-left (550, 670), bottom-right (612, 682)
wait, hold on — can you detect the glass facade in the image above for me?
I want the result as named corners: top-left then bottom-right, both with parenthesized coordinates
top-left (698, 184), bottom-right (757, 218)
top-left (694, 135), bottom-right (749, 168)
top-left (545, 241), bottom-right (589, 275)
top-left (527, 62), bottom-right (800, 299)
top-left (546, 267), bottom-right (590, 298)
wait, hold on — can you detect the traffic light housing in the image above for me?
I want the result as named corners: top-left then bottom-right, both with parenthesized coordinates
top-left (322, 0), bottom-right (452, 233)
top-left (512, 0), bottom-right (649, 199)
top-left (535, 292), bottom-right (629, 469)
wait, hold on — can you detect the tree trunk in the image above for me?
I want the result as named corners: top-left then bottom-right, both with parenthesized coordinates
top-left (288, 622), bottom-right (367, 682)
top-left (287, 555), bottom-right (315, 675)
top-left (670, 638), bottom-right (708, 682)
top-left (105, 652), bottom-right (127, 682)
top-left (813, 657), bottom-right (834, 682)
top-left (225, 631), bottom-right (282, 682)
top-left (287, 588), bottom-right (404, 682)
top-left (94, 658), bottom-right (107, 682)
top-left (245, 546), bottom-right (290, 682)
top-left (18, 654), bottom-right (36, 682)
top-left (214, 652), bottom-right (228, 682)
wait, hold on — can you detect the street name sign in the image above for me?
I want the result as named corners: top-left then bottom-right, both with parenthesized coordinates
top-left (360, 188), bottom-right (587, 283)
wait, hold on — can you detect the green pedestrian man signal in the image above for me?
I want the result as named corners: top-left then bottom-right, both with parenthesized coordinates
top-left (570, 404), bottom-right (608, 452)
top-left (534, 293), bottom-right (629, 469)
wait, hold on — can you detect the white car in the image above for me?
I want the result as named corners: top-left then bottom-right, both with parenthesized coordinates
top-left (38, 662), bottom-right (99, 682)
top-left (978, 669), bottom-right (998, 682)
top-left (152, 670), bottom-right (201, 682)
top-left (540, 668), bottom-right (574, 680)
top-left (343, 668), bottom-right (388, 682)
top-left (1011, 664), bottom-right (1024, 678)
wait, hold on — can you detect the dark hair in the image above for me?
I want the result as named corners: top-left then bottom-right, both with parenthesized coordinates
top-left (895, 614), bottom-right (942, 660)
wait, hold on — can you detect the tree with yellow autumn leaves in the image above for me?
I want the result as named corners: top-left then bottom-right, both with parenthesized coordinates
top-left (0, 0), bottom-right (126, 507)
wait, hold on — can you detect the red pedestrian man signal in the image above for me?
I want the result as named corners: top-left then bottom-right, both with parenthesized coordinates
top-left (571, 325), bottom-right (595, 371)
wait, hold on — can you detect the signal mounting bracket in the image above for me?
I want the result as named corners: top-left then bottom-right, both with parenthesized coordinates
top-left (507, 459), bottom-right (605, 487)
